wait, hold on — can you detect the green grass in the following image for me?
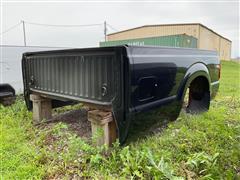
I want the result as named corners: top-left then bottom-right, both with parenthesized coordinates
top-left (1, 61), bottom-right (239, 179)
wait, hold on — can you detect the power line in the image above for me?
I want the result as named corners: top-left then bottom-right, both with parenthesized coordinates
top-left (1, 20), bottom-right (114, 46)
top-left (25, 21), bottom-right (103, 27)
top-left (106, 23), bottom-right (119, 32)
top-left (0, 22), bottom-right (22, 36)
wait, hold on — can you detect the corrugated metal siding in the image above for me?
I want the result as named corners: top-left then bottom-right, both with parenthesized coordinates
top-left (100, 34), bottom-right (197, 48)
top-left (199, 26), bottom-right (220, 52)
top-left (198, 26), bottom-right (231, 60)
top-left (219, 38), bottom-right (231, 60)
top-left (107, 24), bottom-right (199, 41)
top-left (25, 52), bottom-right (120, 103)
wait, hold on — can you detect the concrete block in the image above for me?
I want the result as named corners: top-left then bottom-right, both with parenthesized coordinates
top-left (30, 94), bottom-right (52, 123)
top-left (88, 110), bottom-right (117, 146)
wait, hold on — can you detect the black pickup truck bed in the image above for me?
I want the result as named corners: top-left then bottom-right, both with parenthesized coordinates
top-left (22, 45), bottom-right (220, 143)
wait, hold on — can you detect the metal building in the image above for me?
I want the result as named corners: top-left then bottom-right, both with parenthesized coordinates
top-left (107, 23), bottom-right (231, 60)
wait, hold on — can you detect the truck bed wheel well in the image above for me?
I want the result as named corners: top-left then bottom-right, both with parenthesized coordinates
top-left (186, 76), bottom-right (210, 113)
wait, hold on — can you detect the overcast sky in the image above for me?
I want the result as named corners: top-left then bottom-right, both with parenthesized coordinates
top-left (1, 1), bottom-right (239, 58)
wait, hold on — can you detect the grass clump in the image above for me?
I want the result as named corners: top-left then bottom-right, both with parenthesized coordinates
top-left (0, 98), bottom-right (45, 179)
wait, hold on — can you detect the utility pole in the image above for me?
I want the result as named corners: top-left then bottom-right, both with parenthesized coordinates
top-left (22, 20), bottom-right (26, 46)
top-left (104, 21), bottom-right (107, 42)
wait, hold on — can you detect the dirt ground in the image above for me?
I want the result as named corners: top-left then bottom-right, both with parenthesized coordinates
top-left (38, 100), bottom-right (182, 143)
top-left (40, 108), bottom-right (92, 140)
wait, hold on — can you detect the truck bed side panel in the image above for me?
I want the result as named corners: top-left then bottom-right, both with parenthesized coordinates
top-left (127, 46), bottom-right (219, 113)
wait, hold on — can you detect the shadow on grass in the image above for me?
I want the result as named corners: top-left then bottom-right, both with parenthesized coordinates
top-left (126, 101), bottom-right (182, 144)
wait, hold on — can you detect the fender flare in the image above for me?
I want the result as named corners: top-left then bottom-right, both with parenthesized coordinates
top-left (177, 63), bottom-right (211, 101)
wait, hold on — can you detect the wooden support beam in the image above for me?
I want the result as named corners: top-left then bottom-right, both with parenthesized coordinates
top-left (88, 110), bottom-right (117, 146)
top-left (30, 94), bottom-right (52, 123)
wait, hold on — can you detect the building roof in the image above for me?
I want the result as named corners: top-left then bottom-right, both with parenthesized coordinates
top-left (107, 23), bottom-right (231, 42)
